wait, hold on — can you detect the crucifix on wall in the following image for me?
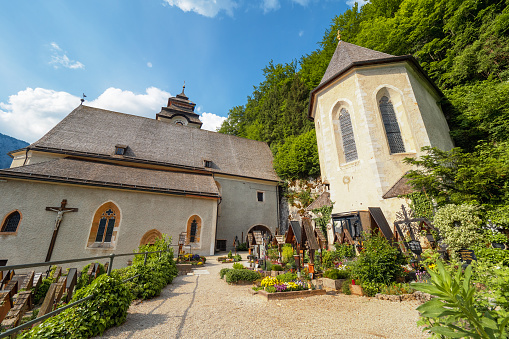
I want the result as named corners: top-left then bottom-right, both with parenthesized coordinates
top-left (45, 199), bottom-right (78, 262)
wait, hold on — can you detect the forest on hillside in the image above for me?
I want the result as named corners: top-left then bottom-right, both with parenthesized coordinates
top-left (218, 0), bottom-right (509, 223)
top-left (219, 0), bottom-right (509, 176)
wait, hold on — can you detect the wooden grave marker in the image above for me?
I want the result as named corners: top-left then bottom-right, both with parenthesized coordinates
top-left (0, 270), bottom-right (14, 290)
top-left (0, 292), bottom-right (12, 324)
top-left (4, 279), bottom-right (18, 299)
top-left (103, 262), bottom-right (109, 273)
top-left (93, 263), bottom-right (101, 278)
top-left (52, 266), bottom-right (62, 281)
top-left (54, 276), bottom-right (67, 304)
top-left (32, 273), bottom-right (42, 296)
top-left (0, 259), bottom-right (7, 282)
top-left (19, 271), bottom-right (35, 291)
top-left (1, 290), bottom-right (33, 329)
top-left (65, 268), bottom-right (77, 302)
top-left (37, 283), bottom-right (57, 319)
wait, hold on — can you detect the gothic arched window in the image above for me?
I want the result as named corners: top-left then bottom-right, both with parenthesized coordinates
top-left (88, 202), bottom-right (120, 247)
top-left (1, 211), bottom-right (21, 233)
top-left (186, 215), bottom-right (201, 244)
top-left (339, 108), bottom-right (358, 162)
top-left (379, 96), bottom-right (405, 154)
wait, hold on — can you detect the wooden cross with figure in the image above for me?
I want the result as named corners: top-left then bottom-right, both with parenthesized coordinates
top-left (45, 199), bottom-right (78, 262)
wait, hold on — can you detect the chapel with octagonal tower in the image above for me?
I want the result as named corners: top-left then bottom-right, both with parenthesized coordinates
top-left (308, 39), bottom-right (454, 233)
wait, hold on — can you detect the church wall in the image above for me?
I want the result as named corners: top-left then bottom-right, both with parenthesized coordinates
top-left (0, 179), bottom-right (217, 268)
top-left (313, 62), bottom-right (453, 226)
top-left (214, 176), bottom-right (278, 252)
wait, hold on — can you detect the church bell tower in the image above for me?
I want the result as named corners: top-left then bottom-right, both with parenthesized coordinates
top-left (156, 84), bottom-right (203, 128)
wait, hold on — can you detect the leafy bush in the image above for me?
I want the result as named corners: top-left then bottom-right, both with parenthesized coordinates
top-left (282, 244), bottom-right (294, 264)
top-left (334, 243), bottom-right (356, 259)
top-left (225, 269), bottom-right (261, 284)
top-left (350, 233), bottom-right (406, 285)
top-left (276, 272), bottom-right (298, 282)
top-left (236, 242), bottom-right (248, 251)
top-left (20, 274), bottom-right (131, 338)
top-left (76, 262), bottom-right (106, 291)
top-left (33, 278), bottom-right (52, 305)
top-left (220, 268), bottom-right (231, 279)
top-left (232, 263), bottom-right (245, 270)
top-left (361, 281), bottom-right (383, 297)
top-left (341, 280), bottom-right (351, 295)
top-left (228, 250), bottom-right (233, 259)
top-left (413, 260), bottom-right (509, 338)
top-left (265, 286), bottom-right (276, 293)
top-left (272, 264), bottom-right (283, 271)
top-left (434, 204), bottom-right (483, 258)
top-left (324, 268), bottom-right (349, 280)
top-left (234, 254), bottom-right (242, 262)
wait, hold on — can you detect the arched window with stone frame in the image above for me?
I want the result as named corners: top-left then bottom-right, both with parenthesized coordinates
top-left (338, 108), bottom-right (358, 162)
top-left (379, 95), bottom-right (405, 154)
top-left (186, 215), bottom-right (202, 245)
top-left (88, 202), bottom-right (120, 248)
top-left (1, 210), bottom-right (22, 234)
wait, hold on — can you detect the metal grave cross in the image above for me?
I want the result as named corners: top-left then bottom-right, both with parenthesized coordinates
top-left (45, 199), bottom-right (78, 262)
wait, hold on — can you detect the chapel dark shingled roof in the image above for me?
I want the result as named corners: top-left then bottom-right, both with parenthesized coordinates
top-left (382, 175), bottom-right (414, 199)
top-left (320, 41), bottom-right (394, 85)
top-left (0, 158), bottom-right (219, 197)
top-left (305, 192), bottom-right (331, 211)
top-left (29, 105), bottom-right (279, 182)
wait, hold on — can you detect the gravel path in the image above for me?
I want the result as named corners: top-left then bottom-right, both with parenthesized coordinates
top-left (99, 254), bottom-right (427, 339)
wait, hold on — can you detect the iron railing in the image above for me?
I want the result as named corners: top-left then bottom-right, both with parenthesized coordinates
top-left (0, 248), bottom-right (173, 338)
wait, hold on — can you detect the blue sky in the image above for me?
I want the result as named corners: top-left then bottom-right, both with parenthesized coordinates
top-left (0, 0), bottom-right (354, 143)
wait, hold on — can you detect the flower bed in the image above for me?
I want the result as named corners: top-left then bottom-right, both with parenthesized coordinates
top-left (256, 288), bottom-right (326, 301)
top-left (253, 276), bottom-right (325, 300)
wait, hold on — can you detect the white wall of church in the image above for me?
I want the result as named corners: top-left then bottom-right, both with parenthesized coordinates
top-left (215, 175), bottom-right (278, 252)
top-left (313, 62), bottom-right (453, 225)
top-left (0, 179), bottom-right (217, 268)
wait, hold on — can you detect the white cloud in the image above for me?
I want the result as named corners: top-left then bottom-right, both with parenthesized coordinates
top-left (49, 42), bottom-right (85, 70)
top-left (200, 112), bottom-right (226, 132)
top-left (262, 0), bottom-right (280, 13)
top-left (87, 87), bottom-right (170, 118)
top-left (299, 30), bottom-right (304, 37)
top-left (147, 62), bottom-right (153, 68)
top-left (0, 87), bottom-right (227, 142)
top-left (163, 0), bottom-right (238, 17)
top-left (0, 88), bottom-right (79, 143)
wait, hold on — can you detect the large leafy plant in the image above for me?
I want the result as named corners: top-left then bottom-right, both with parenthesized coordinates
top-left (413, 260), bottom-right (509, 338)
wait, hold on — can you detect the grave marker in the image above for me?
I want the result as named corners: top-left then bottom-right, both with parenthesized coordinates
top-left (52, 266), bottom-right (62, 281)
top-left (37, 283), bottom-right (57, 319)
top-left (0, 292), bottom-right (12, 324)
top-left (54, 276), bottom-right (67, 304)
top-left (65, 268), bottom-right (77, 302)
top-left (19, 271), bottom-right (35, 290)
top-left (457, 248), bottom-right (477, 265)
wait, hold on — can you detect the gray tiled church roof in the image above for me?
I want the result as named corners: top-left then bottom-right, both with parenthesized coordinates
top-left (320, 41), bottom-right (394, 85)
top-left (1, 158), bottom-right (219, 197)
top-left (29, 105), bottom-right (280, 182)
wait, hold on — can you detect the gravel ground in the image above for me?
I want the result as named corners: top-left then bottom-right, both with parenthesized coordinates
top-left (99, 254), bottom-right (427, 339)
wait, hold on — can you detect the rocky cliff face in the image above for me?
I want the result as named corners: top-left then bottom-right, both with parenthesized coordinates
top-left (0, 133), bottom-right (28, 169)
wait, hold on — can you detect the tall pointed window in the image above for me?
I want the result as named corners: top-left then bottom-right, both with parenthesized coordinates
top-left (379, 96), bottom-right (405, 154)
top-left (1, 211), bottom-right (21, 233)
top-left (339, 108), bottom-right (358, 162)
top-left (186, 215), bottom-right (201, 245)
top-left (88, 202), bottom-right (120, 248)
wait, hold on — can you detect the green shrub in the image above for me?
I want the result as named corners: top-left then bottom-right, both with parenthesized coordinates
top-left (324, 268), bottom-right (349, 280)
top-left (276, 272), bottom-right (298, 282)
top-left (76, 262), bottom-right (106, 291)
top-left (361, 281), bottom-right (383, 297)
top-left (334, 243), bottom-right (356, 259)
top-left (350, 233), bottom-right (406, 285)
top-left (236, 242), bottom-right (248, 251)
top-left (282, 244), bottom-right (294, 264)
top-left (233, 254), bottom-right (242, 262)
top-left (341, 280), bottom-right (351, 295)
top-left (228, 250), bottom-right (233, 259)
top-left (272, 264), bottom-right (283, 271)
top-left (33, 278), bottom-right (52, 305)
top-left (225, 269), bottom-right (261, 284)
top-left (232, 263), bottom-right (245, 270)
top-left (20, 274), bottom-right (131, 338)
top-left (220, 268), bottom-right (231, 279)
top-left (265, 285), bottom-right (276, 293)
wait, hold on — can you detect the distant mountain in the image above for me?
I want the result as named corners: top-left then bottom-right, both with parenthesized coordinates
top-left (0, 133), bottom-right (29, 169)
